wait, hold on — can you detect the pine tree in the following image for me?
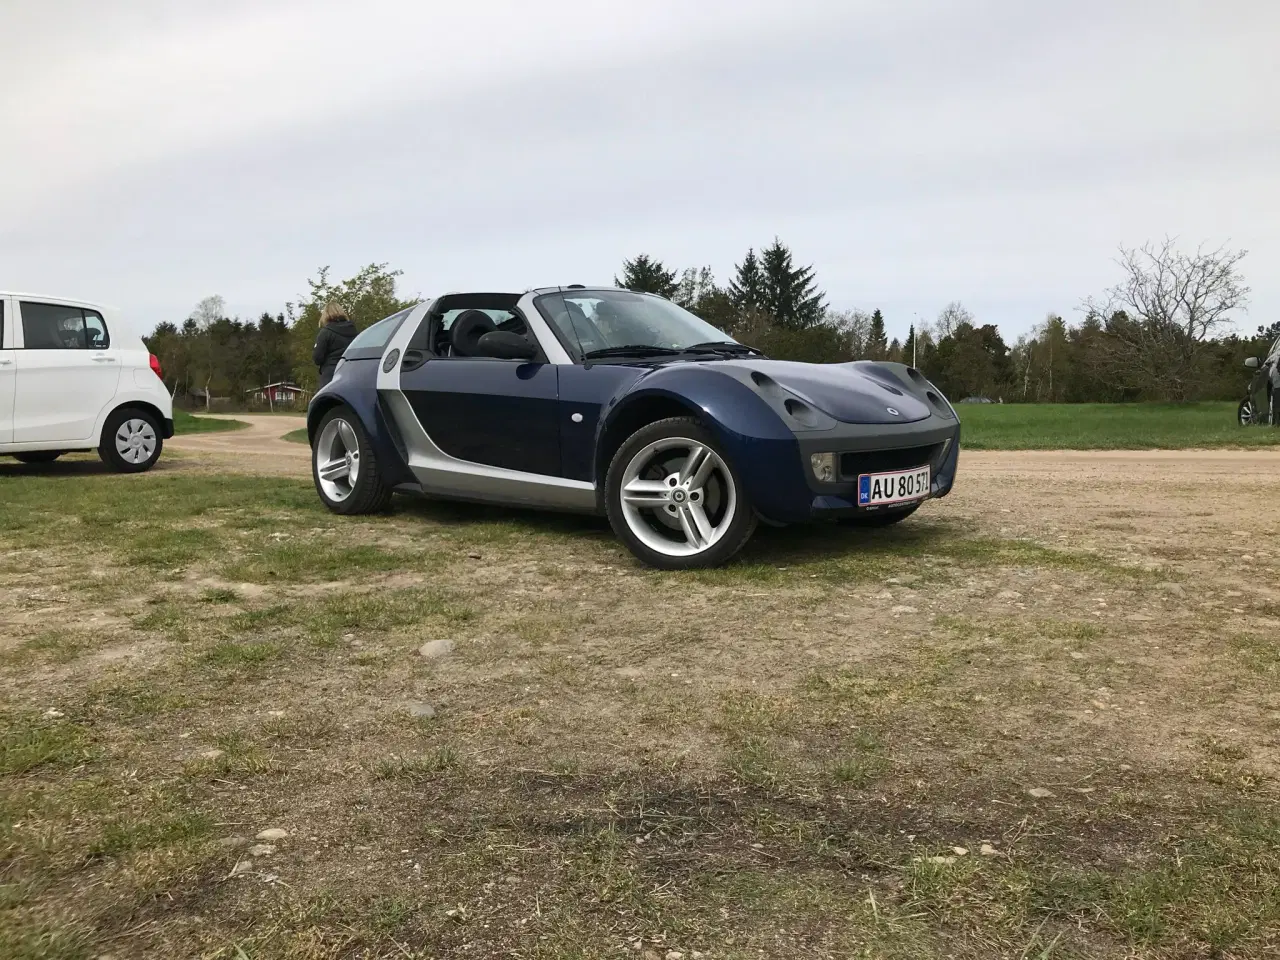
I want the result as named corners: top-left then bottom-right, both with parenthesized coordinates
top-left (757, 238), bottom-right (826, 329)
top-left (616, 254), bottom-right (678, 299)
top-left (866, 309), bottom-right (888, 359)
top-left (728, 248), bottom-right (766, 314)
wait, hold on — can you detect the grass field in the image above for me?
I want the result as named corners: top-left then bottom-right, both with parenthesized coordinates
top-left (173, 410), bottom-right (247, 434)
top-left (2, 463), bottom-right (1278, 958)
top-left (282, 427), bottom-right (308, 444)
top-left (958, 401), bottom-right (1270, 450)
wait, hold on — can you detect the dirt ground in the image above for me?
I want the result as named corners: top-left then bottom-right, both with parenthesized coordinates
top-left (3, 433), bottom-right (1280, 959)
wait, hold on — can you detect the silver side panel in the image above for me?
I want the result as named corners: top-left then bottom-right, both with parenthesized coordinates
top-left (377, 297), bottom-right (596, 514)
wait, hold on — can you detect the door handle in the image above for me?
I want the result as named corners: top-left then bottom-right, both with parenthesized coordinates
top-left (400, 349), bottom-right (428, 372)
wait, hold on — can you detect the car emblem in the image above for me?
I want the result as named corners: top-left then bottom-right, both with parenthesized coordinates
top-left (886, 407), bottom-right (900, 416)
top-left (383, 349), bottom-right (400, 373)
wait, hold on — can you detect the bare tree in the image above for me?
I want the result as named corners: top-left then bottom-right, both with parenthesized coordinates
top-left (188, 295), bottom-right (226, 410)
top-left (935, 301), bottom-right (973, 339)
top-left (189, 295), bottom-right (226, 330)
top-left (1082, 238), bottom-right (1250, 400)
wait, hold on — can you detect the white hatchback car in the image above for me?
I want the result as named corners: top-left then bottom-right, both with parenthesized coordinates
top-left (1, 292), bottom-right (174, 471)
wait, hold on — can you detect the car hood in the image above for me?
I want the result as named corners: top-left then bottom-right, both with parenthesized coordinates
top-left (721, 359), bottom-right (934, 424)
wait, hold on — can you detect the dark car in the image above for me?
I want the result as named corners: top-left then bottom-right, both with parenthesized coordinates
top-left (303, 287), bottom-right (961, 569)
top-left (1240, 335), bottom-right (1280, 425)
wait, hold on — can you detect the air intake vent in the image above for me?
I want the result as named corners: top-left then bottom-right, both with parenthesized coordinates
top-left (784, 398), bottom-right (819, 427)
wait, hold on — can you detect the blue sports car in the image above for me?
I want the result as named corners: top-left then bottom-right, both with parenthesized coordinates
top-left (305, 287), bottom-right (960, 569)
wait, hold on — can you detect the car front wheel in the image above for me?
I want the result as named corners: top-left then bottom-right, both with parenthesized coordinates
top-left (312, 405), bottom-right (393, 514)
top-left (1239, 398), bottom-right (1256, 426)
top-left (99, 408), bottom-right (163, 473)
top-left (605, 417), bottom-right (757, 570)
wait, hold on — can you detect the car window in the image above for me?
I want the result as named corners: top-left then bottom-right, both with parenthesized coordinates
top-left (348, 310), bottom-right (409, 351)
top-left (427, 308), bottom-right (528, 357)
top-left (20, 301), bottom-right (111, 350)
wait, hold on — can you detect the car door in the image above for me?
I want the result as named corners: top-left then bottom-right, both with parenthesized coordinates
top-left (397, 307), bottom-right (561, 476)
top-left (0, 298), bottom-right (15, 444)
top-left (12, 300), bottom-right (123, 443)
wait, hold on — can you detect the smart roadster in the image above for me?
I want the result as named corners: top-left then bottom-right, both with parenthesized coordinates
top-left (305, 287), bottom-right (961, 569)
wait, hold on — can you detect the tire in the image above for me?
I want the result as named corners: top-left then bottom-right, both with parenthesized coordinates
top-left (840, 503), bottom-right (920, 527)
top-left (14, 451), bottom-right (62, 464)
top-left (98, 407), bottom-right (163, 473)
top-left (312, 404), bottom-right (393, 515)
top-left (1239, 398), bottom-right (1256, 426)
top-left (605, 416), bottom-right (757, 570)
top-left (1271, 391), bottom-right (1280, 427)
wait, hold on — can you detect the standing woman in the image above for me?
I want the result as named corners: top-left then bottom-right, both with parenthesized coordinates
top-left (313, 302), bottom-right (358, 389)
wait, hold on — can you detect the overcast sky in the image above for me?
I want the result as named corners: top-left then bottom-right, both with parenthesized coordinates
top-left (1, 0), bottom-right (1276, 341)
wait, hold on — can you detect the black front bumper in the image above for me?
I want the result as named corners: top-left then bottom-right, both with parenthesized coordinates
top-left (793, 414), bottom-right (961, 519)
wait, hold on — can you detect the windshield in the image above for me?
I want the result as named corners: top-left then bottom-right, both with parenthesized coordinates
top-left (534, 289), bottom-right (735, 361)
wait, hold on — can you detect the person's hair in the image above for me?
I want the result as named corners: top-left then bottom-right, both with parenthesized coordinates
top-left (319, 302), bottom-right (349, 328)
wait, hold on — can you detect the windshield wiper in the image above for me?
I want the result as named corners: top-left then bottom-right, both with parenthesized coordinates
top-left (684, 341), bottom-right (762, 356)
top-left (582, 345), bottom-right (682, 360)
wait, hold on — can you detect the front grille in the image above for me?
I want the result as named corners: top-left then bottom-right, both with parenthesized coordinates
top-left (840, 443), bottom-right (942, 480)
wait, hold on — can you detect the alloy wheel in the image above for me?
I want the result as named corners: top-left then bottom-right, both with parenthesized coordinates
top-left (618, 437), bottom-right (737, 558)
top-left (315, 418), bottom-right (361, 502)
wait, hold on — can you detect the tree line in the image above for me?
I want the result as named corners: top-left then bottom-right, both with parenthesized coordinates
top-left (146, 237), bottom-right (1264, 409)
top-left (614, 236), bottom-right (1262, 403)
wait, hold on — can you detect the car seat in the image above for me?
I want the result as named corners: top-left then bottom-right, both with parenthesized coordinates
top-left (450, 310), bottom-right (497, 357)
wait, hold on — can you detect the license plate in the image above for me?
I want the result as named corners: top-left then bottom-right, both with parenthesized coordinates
top-left (858, 465), bottom-right (930, 507)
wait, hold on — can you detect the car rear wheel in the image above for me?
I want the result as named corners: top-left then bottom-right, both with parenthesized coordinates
top-left (99, 408), bottom-right (163, 473)
top-left (312, 405), bottom-right (393, 514)
top-left (605, 417), bottom-right (757, 570)
top-left (13, 451), bottom-right (63, 464)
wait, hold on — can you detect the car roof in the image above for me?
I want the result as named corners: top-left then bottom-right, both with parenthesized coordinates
top-left (0, 291), bottom-right (112, 310)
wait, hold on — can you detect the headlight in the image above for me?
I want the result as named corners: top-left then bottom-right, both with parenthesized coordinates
top-left (810, 452), bottom-right (836, 482)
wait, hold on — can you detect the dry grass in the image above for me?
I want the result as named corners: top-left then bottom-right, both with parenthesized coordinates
top-left (2, 461), bottom-right (1280, 958)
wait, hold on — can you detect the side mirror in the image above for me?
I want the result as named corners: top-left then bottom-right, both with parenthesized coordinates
top-left (477, 330), bottom-right (537, 361)
top-left (1245, 357), bottom-right (1261, 369)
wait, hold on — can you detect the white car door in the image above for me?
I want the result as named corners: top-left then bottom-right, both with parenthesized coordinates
top-left (0, 298), bottom-right (15, 443)
top-left (12, 299), bottom-right (122, 444)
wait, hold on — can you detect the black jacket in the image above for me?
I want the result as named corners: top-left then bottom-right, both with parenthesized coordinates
top-left (313, 319), bottom-right (358, 387)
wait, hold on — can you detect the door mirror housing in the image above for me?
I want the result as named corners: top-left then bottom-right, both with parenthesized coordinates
top-left (477, 331), bottom-right (537, 361)
top-left (1245, 356), bottom-right (1261, 369)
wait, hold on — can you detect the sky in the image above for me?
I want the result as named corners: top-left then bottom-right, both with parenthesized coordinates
top-left (1, 0), bottom-right (1276, 343)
